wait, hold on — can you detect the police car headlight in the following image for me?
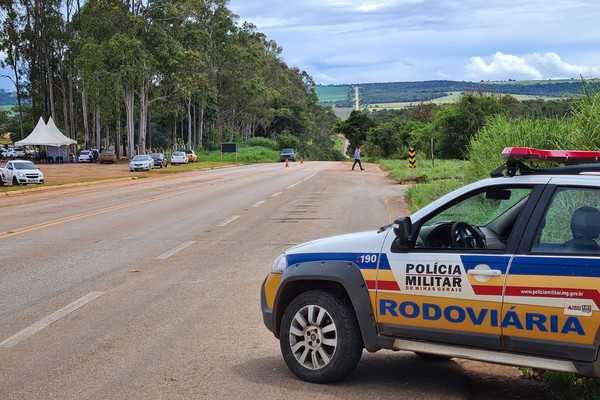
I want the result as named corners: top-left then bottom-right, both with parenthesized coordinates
top-left (272, 254), bottom-right (288, 274)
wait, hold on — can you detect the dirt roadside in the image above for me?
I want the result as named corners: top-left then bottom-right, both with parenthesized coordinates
top-left (36, 161), bottom-right (152, 184)
top-left (0, 161), bottom-right (173, 206)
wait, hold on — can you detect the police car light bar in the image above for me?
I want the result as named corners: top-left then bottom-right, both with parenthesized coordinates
top-left (502, 147), bottom-right (600, 163)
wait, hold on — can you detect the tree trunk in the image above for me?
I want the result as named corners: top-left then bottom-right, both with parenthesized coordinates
top-left (125, 90), bottom-right (135, 157)
top-left (81, 91), bottom-right (89, 148)
top-left (198, 106), bottom-right (204, 149)
top-left (187, 97), bottom-right (192, 148)
top-left (94, 108), bottom-right (101, 149)
top-left (138, 82), bottom-right (148, 153)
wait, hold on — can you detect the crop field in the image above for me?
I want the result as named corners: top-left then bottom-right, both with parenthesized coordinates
top-left (313, 85), bottom-right (350, 103)
top-left (364, 92), bottom-right (560, 111)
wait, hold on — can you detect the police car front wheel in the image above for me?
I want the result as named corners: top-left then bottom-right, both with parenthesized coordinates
top-left (279, 290), bottom-right (363, 383)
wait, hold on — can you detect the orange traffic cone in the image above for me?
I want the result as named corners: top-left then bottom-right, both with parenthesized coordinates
top-left (285, 159), bottom-right (289, 168)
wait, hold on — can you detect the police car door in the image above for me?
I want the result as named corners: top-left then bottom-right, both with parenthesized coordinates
top-left (378, 186), bottom-right (536, 350)
top-left (507, 182), bottom-right (600, 363)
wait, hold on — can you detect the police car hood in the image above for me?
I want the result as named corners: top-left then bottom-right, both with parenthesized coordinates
top-left (285, 229), bottom-right (389, 257)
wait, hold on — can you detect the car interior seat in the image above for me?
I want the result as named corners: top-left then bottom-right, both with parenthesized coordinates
top-left (561, 206), bottom-right (600, 251)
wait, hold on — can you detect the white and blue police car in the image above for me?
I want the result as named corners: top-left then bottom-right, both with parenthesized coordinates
top-left (261, 147), bottom-right (600, 383)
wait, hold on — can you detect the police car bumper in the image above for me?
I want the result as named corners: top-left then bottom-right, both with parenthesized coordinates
top-left (260, 276), bottom-right (276, 334)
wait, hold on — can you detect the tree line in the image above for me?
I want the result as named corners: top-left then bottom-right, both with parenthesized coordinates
top-left (325, 80), bottom-right (589, 107)
top-left (0, 0), bottom-right (338, 159)
top-left (335, 92), bottom-right (576, 161)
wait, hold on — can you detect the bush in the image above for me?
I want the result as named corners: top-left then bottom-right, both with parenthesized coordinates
top-left (467, 80), bottom-right (600, 183)
top-left (242, 137), bottom-right (279, 150)
top-left (466, 115), bottom-right (566, 183)
top-left (276, 134), bottom-right (300, 151)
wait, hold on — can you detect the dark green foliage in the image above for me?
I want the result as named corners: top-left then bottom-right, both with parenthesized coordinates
top-left (434, 92), bottom-right (508, 159)
top-left (242, 137), bottom-right (279, 150)
top-left (334, 110), bottom-right (375, 156)
top-left (276, 134), bottom-right (301, 151)
top-left (519, 99), bottom-right (574, 118)
top-left (467, 81), bottom-right (600, 183)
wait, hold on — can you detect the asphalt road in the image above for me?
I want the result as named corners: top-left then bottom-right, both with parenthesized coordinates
top-left (0, 161), bottom-right (560, 399)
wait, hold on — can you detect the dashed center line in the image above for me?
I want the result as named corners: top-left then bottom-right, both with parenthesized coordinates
top-left (217, 215), bottom-right (240, 227)
top-left (252, 200), bottom-right (266, 208)
top-left (0, 291), bottom-right (105, 349)
top-left (156, 241), bottom-right (196, 259)
top-left (287, 173), bottom-right (317, 189)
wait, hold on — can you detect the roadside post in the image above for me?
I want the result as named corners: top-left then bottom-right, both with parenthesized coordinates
top-left (408, 147), bottom-right (416, 169)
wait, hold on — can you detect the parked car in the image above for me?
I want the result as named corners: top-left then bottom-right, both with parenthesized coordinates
top-left (4, 147), bottom-right (26, 159)
top-left (280, 148), bottom-right (297, 162)
top-left (184, 149), bottom-right (198, 163)
top-left (78, 150), bottom-right (93, 163)
top-left (129, 154), bottom-right (154, 171)
top-left (0, 147), bottom-right (10, 158)
top-left (261, 146), bottom-right (600, 383)
top-left (170, 151), bottom-right (188, 165)
top-left (149, 153), bottom-right (168, 168)
top-left (0, 160), bottom-right (44, 186)
top-left (98, 149), bottom-right (118, 164)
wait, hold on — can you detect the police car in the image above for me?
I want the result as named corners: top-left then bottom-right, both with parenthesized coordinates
top-left (261, 147), bottom-right (600, 383)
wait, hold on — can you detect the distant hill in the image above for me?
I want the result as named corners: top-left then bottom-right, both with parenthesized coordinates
top-left (1, 80), bottom-right (591, 108)
top-left (314, 79), bottom-right (592, 107)
top-left (0, 89), bottom-right (18, 107)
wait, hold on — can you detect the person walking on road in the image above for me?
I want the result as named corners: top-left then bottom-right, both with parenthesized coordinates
top-left (352, 146), bottom-right (364, 171)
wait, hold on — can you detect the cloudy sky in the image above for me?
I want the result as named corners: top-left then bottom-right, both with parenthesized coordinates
top-left (1, 0), bottom-right (599, 91)
top-left (228, 0), bottom-right (600, 85)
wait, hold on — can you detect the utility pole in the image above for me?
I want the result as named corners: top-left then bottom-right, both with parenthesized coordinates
top-left (354, 86), bottom-right (359, 111)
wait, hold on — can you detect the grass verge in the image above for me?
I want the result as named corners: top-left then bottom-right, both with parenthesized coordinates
top-left (379, 159), bottom-right (467, 211)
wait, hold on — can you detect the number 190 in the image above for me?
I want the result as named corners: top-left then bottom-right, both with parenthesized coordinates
top-left (357, 254), bottom-right (378, 264)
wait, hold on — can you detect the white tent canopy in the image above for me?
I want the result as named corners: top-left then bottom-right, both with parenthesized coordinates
top-left (15, 117), bottom-right (76, 147)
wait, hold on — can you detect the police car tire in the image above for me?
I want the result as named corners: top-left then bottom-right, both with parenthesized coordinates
top-left (279, 290), bottom-right (363, 383)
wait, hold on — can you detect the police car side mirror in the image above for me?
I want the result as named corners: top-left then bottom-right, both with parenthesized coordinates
top-left (486, 188), bottom-right (511, 200)
top-left (392, 217), bottom-right (412, 251)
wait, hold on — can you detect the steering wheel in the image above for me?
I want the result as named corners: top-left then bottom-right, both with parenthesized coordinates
top-left (450, 221), bottom-right (486, 249)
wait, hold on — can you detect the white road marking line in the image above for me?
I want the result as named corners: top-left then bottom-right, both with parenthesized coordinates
top-left (156, 241), bottom-right (196, 260)
top-left (286, 173), bottom-right (317, 189)
top-left (271, 192), bottom-right (282, 198)
top-left (217, 215), bottom-right (240, 227)
top-left (0, 291), bottom-right (105, 349)
top-left (252, 200), bottom-right (266, 208)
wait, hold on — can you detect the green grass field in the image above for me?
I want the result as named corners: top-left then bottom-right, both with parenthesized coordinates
top-left (313, 86), bottom-right (350, 103)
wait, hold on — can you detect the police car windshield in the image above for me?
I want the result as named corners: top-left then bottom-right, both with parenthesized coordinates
top-left (424, 188), bottom-right (532, 227)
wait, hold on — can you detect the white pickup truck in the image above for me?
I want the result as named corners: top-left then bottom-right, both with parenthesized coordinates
top-left (0, 160), bottom-right (45, 186)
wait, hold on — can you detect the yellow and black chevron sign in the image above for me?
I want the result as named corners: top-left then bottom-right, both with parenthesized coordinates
top-left (408, 147), bottom-right (416, 168)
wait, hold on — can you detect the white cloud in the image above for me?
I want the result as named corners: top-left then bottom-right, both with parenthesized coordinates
top-left (312, 73), bottom-right (339, 84)
top-left (465, 52), bottom-right (600, 81)
top-left (228, 0), bottom-right (600, 84)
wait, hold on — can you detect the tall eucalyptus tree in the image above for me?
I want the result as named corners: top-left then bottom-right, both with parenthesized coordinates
top-left (0, 0), bottom-right (27, 138)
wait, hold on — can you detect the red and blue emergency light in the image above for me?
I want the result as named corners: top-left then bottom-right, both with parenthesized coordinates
top-left (491, 147), bottom-right (600, 177)
top-left (502, 147), bottom-right (600, 163)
